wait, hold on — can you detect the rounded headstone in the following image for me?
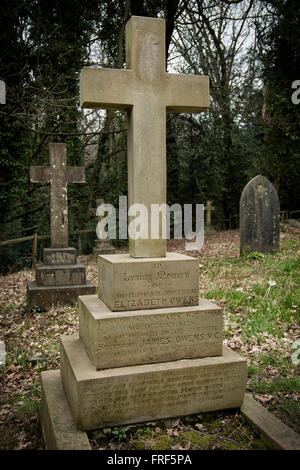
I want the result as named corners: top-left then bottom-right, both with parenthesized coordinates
top-left (240, 175), bottom-right (280, 254)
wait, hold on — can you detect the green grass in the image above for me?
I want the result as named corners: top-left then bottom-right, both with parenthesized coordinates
top-left (200, 242), bottom-right (300, 432)
top-left (250, 376), bottom-right (300, 394)
top-left (16, 398), bottom-right (40, 416)
top-left (205, 251), bottom-right (300, 340)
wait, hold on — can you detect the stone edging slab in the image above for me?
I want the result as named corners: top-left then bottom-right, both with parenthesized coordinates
top-left (241, 393), bottom-right (300, 450)
top-left (41, 369), bottom-right (91, 450)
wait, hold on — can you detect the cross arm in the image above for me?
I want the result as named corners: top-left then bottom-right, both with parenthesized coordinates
top-left (67, 167), bottom-right (85, 183)
top-left (30, 166), bottom-right (51, 183)
top-left (166, 74), bottom-right (209, 113)
top-left (80, 67), bottom-right (134, 110)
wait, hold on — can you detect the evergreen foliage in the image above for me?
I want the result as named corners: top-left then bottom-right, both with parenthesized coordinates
top-left (0, 0), bottom-right (299, 272)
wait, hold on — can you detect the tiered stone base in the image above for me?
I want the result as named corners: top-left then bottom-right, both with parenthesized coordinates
top-left (27, 280), bottom-right (95, 311)
top-left (93, 239), bottom-right (115, 257)
top-left (98, 252), bottom-right (200, 311)
top-left (42, 335), bottom-right (246, 431)
top-left (40, 253), bottom-right (247, 448)
top-left (78, 295), bottom-right (223, 368)
top-left (27, 247), bottom-right (95, 311)
top-left (41, 369), bottom-right (91, 450)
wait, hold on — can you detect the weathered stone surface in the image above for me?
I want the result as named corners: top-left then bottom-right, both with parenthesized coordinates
top-left (27, 280), bottom-right (95, 311)
top-left (287, 219), bottom-right (300, 229)
top-left (60, 335), bottom-right (247, 430)
top-left (41, 369), bottom-right (91, 450)
top-left (241, 394), bottom-right (300, 450)
top-left (204, 201), bottom-right (215, 227)
top-left (0, 340), bottom-right (6, 368)
top-left (240, 175), bottom-right (280, 254)
top-left (93, 240), bottom-right (115, 257)
top-left (36, 263), bottom-right (86, 287)
top-left (30, 143), bottom-right (85, 248)
top-left (98, 252), bottom-right (199, 311)
top-left (79, 295), bottom-right (223, 369)
top-left (43, 247), bottom-right (76, 265)
top-left (80, 16), bottom-right (209, 258)
top-left (93, 247), bottom-right (115, 257)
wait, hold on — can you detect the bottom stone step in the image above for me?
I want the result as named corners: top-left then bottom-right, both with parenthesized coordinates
top-left (27, 281), bottom-right (96, 311)
top-left (60, 335), bottom-right (247, 430)
top-left (41, 369), bottom-right (91, 450)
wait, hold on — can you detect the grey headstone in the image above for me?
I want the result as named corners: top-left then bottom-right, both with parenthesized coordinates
top-left (0, 80), bottom-right (6, 104)
top-left (240, 175), bottom-right (280, 254)
top-left (287, 219), bottom-right (300, 229)
top-left (0, 340), bottom-right (6, 367)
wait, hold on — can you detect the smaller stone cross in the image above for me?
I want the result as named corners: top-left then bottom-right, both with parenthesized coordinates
top-left (204, 201), bottom-right (215, 226)
top-left (30, 143), bottom-right (86, 248)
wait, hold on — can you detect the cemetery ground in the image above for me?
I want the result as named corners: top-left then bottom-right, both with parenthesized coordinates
top-left (0, 228), bottom-right (299, 450)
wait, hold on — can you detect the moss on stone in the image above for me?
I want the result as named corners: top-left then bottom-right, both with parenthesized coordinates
top-left (221, 441), bottom-right (241, 450)
top-left (151, 435), bottom-right (174, 450)
top-left (131, 439), bottom-right (146, 450)
top-left (251, 437), bottom-right (270, 450)
top-left (178, 431), bottom-right (214, 449)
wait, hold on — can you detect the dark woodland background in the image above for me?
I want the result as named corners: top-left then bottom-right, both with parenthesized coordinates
top-left (0, 0), bottom-right (299, 272)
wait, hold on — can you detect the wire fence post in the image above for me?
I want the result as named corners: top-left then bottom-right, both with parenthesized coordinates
top-left (32, 233), bottom-right (38, 269)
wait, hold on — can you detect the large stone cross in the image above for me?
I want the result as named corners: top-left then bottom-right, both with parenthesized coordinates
top-left (80, 16), bottom-right (209, 258)
top-left (30, 143), bottom-right (85, 248)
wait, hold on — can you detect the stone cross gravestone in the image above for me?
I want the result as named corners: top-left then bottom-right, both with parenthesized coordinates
top-left (80, 16), bottom-right (209, 258)
top-left (204, 200), bottom-right (215, 226)
top-left (90, 199), bottom-right (115, 257)
top-left (27, 143), bottom-right (95, 310)
top-left (240, 175), bottom-right (280, 254)
top-left (40, 17), bottom-right (247, 447)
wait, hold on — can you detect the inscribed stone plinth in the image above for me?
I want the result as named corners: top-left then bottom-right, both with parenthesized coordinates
top-left (79, 295), bottom-right (223, 369)
top-left (35, 263), bottom-right (86, 287)
top-left (60, 335), bottom-right (247, 430)
top-left (80, 16), bottom-right (209, 258)
top-left (98, 253), bottom-right (199, 311)
top-left (27, 281), bottom-right (95, 311)
top-left (43, 247), bottom-right (76, 265)
top-left (240, 175), bottom-right (280, 254)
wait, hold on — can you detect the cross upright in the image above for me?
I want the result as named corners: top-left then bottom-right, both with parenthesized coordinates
top-left (204, 201), bottom-right (215, 226)
top-left (30, 143), bottom-right (86, 248)
top-left (80, 16), bottom-right (209, 258)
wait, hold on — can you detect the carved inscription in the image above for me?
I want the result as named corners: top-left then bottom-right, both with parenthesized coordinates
top-left (46, 252), bottom-right (75, 264)
top-left (78, 362), bottom-right (246, 427)
top-left (98, 255), bottom-right (200, 311)
top-left (40, 268), bottom-right (85, 286)
top-left (93, 310), bottom-right (222, 367)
